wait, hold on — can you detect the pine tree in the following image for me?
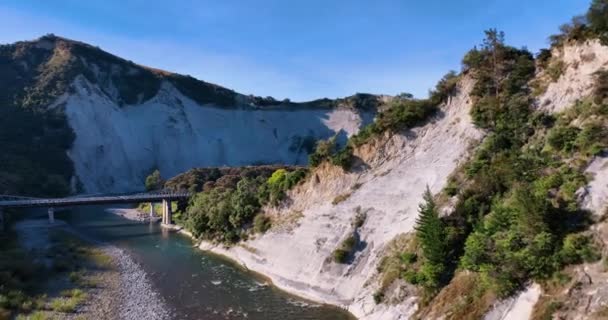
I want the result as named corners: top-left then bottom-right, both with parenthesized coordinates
top-left (414, 186), bottom-right (447, 266)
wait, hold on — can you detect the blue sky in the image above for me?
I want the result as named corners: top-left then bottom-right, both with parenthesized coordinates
top-left (0, 0), bottom-right (590, 101)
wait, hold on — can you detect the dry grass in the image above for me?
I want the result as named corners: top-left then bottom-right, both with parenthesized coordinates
top-left (377, 233), bottom-right (418, 292)
top-left (417, 272), bottom-right (496, 320)
top-left (332, 192), bottom-right (352, 205)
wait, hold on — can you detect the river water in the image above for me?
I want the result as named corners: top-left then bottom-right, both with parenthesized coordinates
top-left (51, 205), bottom-right (352, 320)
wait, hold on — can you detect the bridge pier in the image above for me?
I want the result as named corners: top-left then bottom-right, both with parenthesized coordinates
top-left (48, 207), bottom-right (55, 224)
top-left (161, 199), bottom-right (172, 226)
top-left (149, 202), bottom-right (155, 219)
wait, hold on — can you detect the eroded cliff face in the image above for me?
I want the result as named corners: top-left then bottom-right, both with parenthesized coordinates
top-left (539, 39), bottom-right (608, 113)
top-left (200, 76), bottom-right (483, 320)
top-left (483, 40), bottom-right (608, 320)
top-left (62, 76), bottom-right (373, 193)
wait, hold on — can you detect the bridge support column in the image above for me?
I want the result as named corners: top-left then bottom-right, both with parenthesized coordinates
top-left (149, 202), bottom-right (155, 219)
top-left (161, 199), bottom-right (172, 225)
top-left (48, 207), bottom-right (55, 224)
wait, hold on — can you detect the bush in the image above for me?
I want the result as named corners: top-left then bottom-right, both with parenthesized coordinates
top-left (183, 167), bottom-right (305, 242)
top-left (333, 249), bottom-right (349, 264)
top-left (547, 125), bottom-right (580, 151)
top-left (145, 169), bottom-right (164, 191)
top-left (331, 145), bottom-right (354, 170)
top-left (373, 291), bottom-right (384, 304)
top-left (333, 234), bottom-right (357, 264)
top-left (253, 214), bottom-right (271, 233)
top-left (559, 234), bottom-right (600, 264)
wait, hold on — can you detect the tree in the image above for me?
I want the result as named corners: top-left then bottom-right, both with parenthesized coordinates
top-left (482, 29), bottom-right (506, 97)
top-left (415, 187), bottom-right (447, 266)
top-left (145, 169), bottom-right (164, 191)
top-left (588, 0), bottom-right (608, 43)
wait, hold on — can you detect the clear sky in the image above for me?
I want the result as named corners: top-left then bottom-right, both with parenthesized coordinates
top-left (0, 0), bottom-right (591, 101)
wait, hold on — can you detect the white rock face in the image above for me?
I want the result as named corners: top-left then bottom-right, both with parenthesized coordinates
top-left (483, 284), bottom-right (541, 320)
top-left (200, 77), bottom-right (483, 320)
top-left (582, 156), bottom-right (608, 217)
top-left (63, 76), bottom-right (372, 192)
top-left (539, 40), bottom-right (608, 113)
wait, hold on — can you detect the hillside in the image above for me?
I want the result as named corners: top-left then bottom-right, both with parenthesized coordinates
top-left (0, 35), bottom-right (384, 194)
top-left (176, 3), bottom-right (608, 320)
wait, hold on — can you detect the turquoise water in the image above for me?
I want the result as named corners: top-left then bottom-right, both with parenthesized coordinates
top-left (54, 206), bottom-right (353, 320)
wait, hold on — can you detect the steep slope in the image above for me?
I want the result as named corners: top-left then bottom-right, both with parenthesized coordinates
top-left (64, 76), bottom-right (372, 192)
top-left (0, 35), bottom-right (379, 193)
top-left (199, 76), bottom-right (483, 319)
top-left (483, 40), bottom-right (608, 320)
top-left (538, 39), bottom-right (608, 113)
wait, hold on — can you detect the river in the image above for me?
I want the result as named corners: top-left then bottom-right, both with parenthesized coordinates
top-left (53, 205), bottom-right (353, 320)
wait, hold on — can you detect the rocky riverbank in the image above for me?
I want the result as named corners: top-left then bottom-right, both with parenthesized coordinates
top-left (106, 207), bottom-right (160, 222)
top-left (11, 219), bottom-right (170, 320)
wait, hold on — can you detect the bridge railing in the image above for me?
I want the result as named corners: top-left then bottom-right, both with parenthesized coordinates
top-left (0, 190), bottom-right (191, 209)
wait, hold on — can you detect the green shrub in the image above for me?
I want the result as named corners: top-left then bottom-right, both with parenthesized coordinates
top-left (333, 249), bottom-right (349, 264)
top-left (373, 291), bottom-right (384, 304)
top-left (546, 60), bottom-right (566, 82)
top-left (559, 234), bottom-right (600, 265)
top-left (547, 125), bottom-right (580, 151)
top-left (400, 252), bottom-right (417, 264)
top-left (331, 145), bottom-right (354, 170)
top-left (145, 169), bottom-right (164, 191)
top-left (183, 167), bottom-right (305, 242)
top-left (253, 214), bottom-right (271, 233)
top-left (333, 234), bottom-right (357, 264)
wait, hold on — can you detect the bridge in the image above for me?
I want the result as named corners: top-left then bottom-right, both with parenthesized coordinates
top-left (0, 190), bottom-right (191, 229)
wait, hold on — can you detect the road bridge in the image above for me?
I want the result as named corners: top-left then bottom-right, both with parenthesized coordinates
top-left (0, 190), bottom-right (190, 229)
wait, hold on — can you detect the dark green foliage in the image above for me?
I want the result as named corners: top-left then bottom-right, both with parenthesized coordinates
top-left (465, 30), bottom-right (535, 130)
top-left (168, 74), bottom-right (236, 107)
top-left (0, 106), bottom-right (74, 197)
top-left (373, 291), bottom-right (384, 304)
top-left (376, 99), bottom-right (438, 133)
top-left (549, 0), bottom-right (608, 46)
top-left (429, 71), bottom-right (460, 104)
top-left (253, 214), bottom-right (272, 233)
top-left (559, 234), bottom-right (601, 264)
top-left (333, 249), bottom-right (349, 264)
top-left (349, 98), bottom-right (438, 148)
top-left (145, 170), bottom-right (164, 191)
top-left (333, 234), bottom-right (357, 264)
top-left (308, 137), bottom-right (337, 167)
top-left (414, 187), bottom-right (448, 290)
top-left (164, 165), bottom-right (298, 193)
top-left (588, 0), bottom-right (608, 44)
top-left (181, 167), bottom-right (306, 243)
top-left (593, 70), bottom-right (608, 105)
top-left (547, 125), bottom-right (580, 151)
top-left (443, 28), bottom-right (605, 299)
top-left (331, 145), bottom-right (354, 170)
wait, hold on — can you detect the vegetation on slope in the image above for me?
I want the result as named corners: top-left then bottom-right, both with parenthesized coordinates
top-left (307, 71), bottom-right (458, 171)
top-left (0, 227), bottom-right (113, 319)
top-left (549, 0), bottom-right (608, 47)
top-left (165, 166), bottom-right (306, 243)
top-left (376, 15), bottom-right (607, 316)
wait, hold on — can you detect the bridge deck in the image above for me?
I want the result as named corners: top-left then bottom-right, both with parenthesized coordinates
top-left (0, 192), bottom-right (190, 208)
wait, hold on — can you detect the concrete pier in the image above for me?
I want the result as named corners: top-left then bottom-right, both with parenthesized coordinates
top-left (48, 207), bottom-right (55, 224)
top-left (149, 202), bottom-right (155, 218)
top-left (161, 199), bottom-right (172, 225)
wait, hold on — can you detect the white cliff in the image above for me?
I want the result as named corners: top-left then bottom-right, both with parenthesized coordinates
top-left (199, 77), bottom-right (483, 320)
top-left (63, 76), bottom-right (372, 193)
